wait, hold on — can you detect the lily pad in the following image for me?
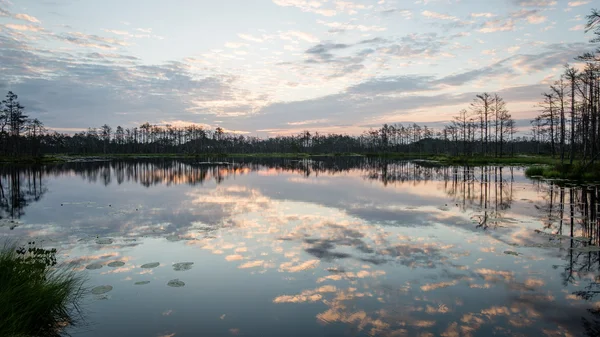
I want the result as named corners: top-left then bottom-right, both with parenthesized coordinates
top-left (91, 285), bottom-right (113, 294)
top-left (96, 238), bottom-right (113, 245)
top-left (134, 281), bottom-right (150, 285)
top-left (107, 261), bottom-right (125, 268)
top-left (173, 262), bottom-right (194, 271)
top-left (140, 262), bottom-right (160, 269)
top-left (85, 263), bottom-right (103, 270)
top-left (504, 251), bottom-right (519, 256)
top-left (167, 279), bottom-right (185, 287)
top-left (166, 235), bottom-right (181, 241)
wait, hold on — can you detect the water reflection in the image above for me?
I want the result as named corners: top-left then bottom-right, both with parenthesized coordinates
top-left (0, 159), bottom-right (599, 337)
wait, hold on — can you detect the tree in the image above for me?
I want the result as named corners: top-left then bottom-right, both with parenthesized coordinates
top-left (470, 93), bottom-right (493, 155)
top-left (564, 65), bottom-right (579, 165)
top-left (100, 124), bottom-right (112, 154)
top-left (2, 91), bottom-right (28, 137)
top-left (493, 94), bottom-right (508, 157)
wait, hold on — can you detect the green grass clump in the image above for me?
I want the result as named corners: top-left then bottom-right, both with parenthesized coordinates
top-left (0, 242), bottom-right (86, 337)
top-left (525, 166), bottom-right (546, 177)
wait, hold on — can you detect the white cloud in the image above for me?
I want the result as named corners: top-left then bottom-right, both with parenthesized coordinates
top-left (238, 33), bottom-right (264, 42)
top-left (508, 46), bottom-right (521, 53)
top-left (479, 19), bottom-right (515, 33)
top-left (225, 42), bottom-right (249, 48)
top-left (14, 13), bottom-right (40, 23)
top-left (103, 29), bottom-right (130, 35)
top-left (569, 24), bottom-right (585, 31)
top-left (272, 0), bottom-right (336, 16)
top-left (318, 20), bottom-right (386, 32)
top-left (527, 14), bottom-right (547, 24)
top-left (514, 0), bottom-right (557, 6)
top-left (421, 10), bottom-right (459, 21)
top-left (3, 23), bottom-right (44, 32)
top-left (279, 30), bottom-right (319, 43)
top-left (471, 13), bottom-right (495, 18)
top-left (568, 1), bottom-right (590, 6)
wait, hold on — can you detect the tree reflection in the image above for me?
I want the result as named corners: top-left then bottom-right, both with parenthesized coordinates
top-left (0, 166), bottom-right (47, 224)
top-left (533, 182), bottom-right (600, 337)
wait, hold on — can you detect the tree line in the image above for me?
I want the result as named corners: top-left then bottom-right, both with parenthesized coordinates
top-left (531, 9), bottom-right (600, 167)
top-left (0, 91), bottom-right (523, 157)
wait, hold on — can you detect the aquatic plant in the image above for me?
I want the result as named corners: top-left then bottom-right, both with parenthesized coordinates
top-left (140, 262), bottom-right (159, 268)
top-left (0, 241), bottom-right (87, 337)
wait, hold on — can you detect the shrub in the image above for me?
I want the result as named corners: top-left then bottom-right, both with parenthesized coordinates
top-left (525, 166), bottom-right (546, 177)
top-left (0, 241), bottom-right (86, 337)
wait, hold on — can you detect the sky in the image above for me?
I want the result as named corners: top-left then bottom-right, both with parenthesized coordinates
top-left (0, 0), bottom-right (596, 136)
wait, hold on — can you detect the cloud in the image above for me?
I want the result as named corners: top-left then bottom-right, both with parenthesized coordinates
top-left (478, 18), bottom-right (516, 33)
top-left (471, 13), bottom-right (495, 18)
top-left (526, 14), bottom-right (547, 24)
top-left (567, 0), bottom-right (589, 6)
top-left (380, 8), bottom-right (412, 18)
top-left (3, 24), bottom-right (44, 32)
top-left (0, 7), bottom-right (10, 17)
top-left (238, 33), bottom-right (264, 42)
top-left (103, 29), bottom-right (130, 35)
top-left (512, 0), bottom-right (557, 6)
top-left (347, 75), bottom-right (437, 94)
top-left (280, 30), bottom-right (319, 43)
top-left (272, 0), bottom-right (336, 16)
top-left (317, 20), bottom-right (387, 33)
top-left (14, 13), bottom-right (40, 23)
top-left (569, 24), bottom-right (585, 31)
top-left (421, 10), bottom-right (459, 21)
top-left (224, 42), bottom-right (248, 48)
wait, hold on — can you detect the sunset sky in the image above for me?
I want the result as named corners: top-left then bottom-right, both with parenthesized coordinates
top-left (0, 0), bottom-right (596, 136)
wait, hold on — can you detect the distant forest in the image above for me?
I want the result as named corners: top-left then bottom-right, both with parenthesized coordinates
top-left (1, 10), bottom-right (598, 163)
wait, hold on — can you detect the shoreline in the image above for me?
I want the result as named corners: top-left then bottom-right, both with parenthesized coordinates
top-left (2, 153), bottom-right (598, 182)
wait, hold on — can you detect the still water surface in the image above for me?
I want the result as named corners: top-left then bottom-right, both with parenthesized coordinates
top-left (1, 158), bottom-right (600, 337)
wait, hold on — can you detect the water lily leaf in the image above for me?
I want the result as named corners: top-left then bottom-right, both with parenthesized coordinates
top-left (140, 262), bottom-right (159, 269)
top-left (504, 251), bottom-right (519, 256)
top-left (107, 261), bottom-right (125, 267)
top-left (85, 263), bottom-right (103, 270)
top-left (167, 279), bottom-right (185, 287)
top-left (91, 285), bottom-right (113, 294)
top-left (96, 238), bottom-right (113, 245)
top-left (134, 281), bottom-right (150, 285)
top-left (173, 262), bottom-right (194, 271)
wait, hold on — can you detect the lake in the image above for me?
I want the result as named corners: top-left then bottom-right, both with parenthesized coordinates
top-left (1, 158), bottom-right (599, 337)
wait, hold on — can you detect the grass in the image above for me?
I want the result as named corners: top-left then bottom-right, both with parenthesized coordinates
top-left (524, 162), bottom-right (600, 181)
top-left (0, 156), bottom-right (65, 164)
top-left (0, 242), bottom-right (86, 337)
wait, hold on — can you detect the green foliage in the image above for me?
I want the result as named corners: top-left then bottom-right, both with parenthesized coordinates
top-left (0, 242), bottom-right (86, 337)
top-left (525, 166), bottom-right (546, 176)
top-left (525, 162), bottom-right (600, 181)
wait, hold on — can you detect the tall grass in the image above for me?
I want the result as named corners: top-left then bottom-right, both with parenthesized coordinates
top-left (0, 242), bottom-right (87, 337)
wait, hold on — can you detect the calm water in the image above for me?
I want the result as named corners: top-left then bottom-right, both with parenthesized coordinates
top-left (1, 158), bottom-right (600, 337)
